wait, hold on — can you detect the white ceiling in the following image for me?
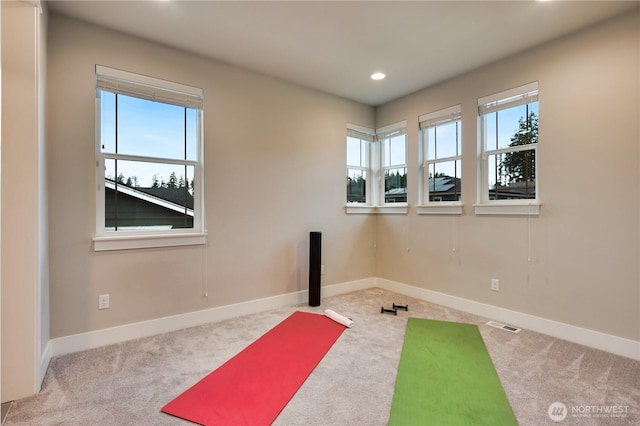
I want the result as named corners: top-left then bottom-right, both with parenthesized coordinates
top-left (46, 0), bottom-right (639, 106)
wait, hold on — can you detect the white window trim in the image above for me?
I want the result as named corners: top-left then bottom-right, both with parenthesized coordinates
top-left (345, 204), bottom-right (377, 214)
top-left (417, 105), bottom-right (462, 215)
top-left (473, 201), bottom-right (540, 216)
top-left (344, 203), bottom-right (408, 214)
top-left (94, 66), bottom-right (207, 250)
top-left (476, 82), bottom-right (540, 216)
top-left (345, 121), bottom-right (408, 214)
top-left (93, 232), bottom-right (207, 252)
top-left (416, 202), bottom-right (463, 215)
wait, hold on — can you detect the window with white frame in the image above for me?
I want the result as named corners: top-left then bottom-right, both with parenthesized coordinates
top-left (346, 125), bottom-right (374, 204)
top-left (478, 82), bottom-right (539, 210)
top-left (94, 65), bottom-right (205, 249)
top-left (378, 124), bottom-right (408, 204)
top-left (419, 105), bottom-right (462, 206)
top-left (345, 121), bottom-right (407, 213)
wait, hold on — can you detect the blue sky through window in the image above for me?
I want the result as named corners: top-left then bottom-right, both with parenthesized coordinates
top-left (425, 120), bottom-right (461, 181)
top-left (101, 92), bottom-right (197, 187)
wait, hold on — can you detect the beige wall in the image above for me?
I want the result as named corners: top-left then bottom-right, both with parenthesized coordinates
top-left (375, 11), bottom-right (640, 341)
top-left (47, 10), bottom-right (639, 345)
top-left (47, 14), bottom-right (375, 339)
top-left (1, 0), bottom-right (48, 400)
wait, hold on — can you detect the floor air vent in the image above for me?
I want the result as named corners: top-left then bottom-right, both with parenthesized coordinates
top-left (486, 321), bottom-right (521, 333)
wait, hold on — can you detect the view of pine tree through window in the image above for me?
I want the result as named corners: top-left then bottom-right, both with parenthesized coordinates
top-left (102, 93), bottom-right (197, 230)
top-left (346, 134), bottom-right (369, 203)
top-left (96, 66), bottom-right (203, 234)
top-left (381, 131), bottom-right (407, 203)
top-left (480, 83), bottom-right (538, 202)
top-left (496, 111), bottom-right (537, 196)
top-left (486, 107), bottom-right (538, 200)
top-left (346, 123), bottom-right (406, 206)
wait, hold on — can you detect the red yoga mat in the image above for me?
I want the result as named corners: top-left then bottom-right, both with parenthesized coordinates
top-left (162, 311), bottom-right (347, 425)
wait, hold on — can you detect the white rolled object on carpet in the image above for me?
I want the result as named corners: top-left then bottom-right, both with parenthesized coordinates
top-left (324, 309), bottom-right (354, 328)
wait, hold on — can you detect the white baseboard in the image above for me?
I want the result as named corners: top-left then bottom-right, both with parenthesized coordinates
top-left (322, 277), bottom-right (375, 297)
top-left (376, 278), bottom-right (640, 361)
top-left (50, 277), bottom-right (375, 357)
top-left (49, 276), bottom-right (638, 361)
top-left (38, 340), bottom-right (52, 390)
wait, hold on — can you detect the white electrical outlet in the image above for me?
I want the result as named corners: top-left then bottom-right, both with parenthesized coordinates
top-left (98, 294), bottom-right (110, 309)
top-left (491, 279), bottom-right (500, 292)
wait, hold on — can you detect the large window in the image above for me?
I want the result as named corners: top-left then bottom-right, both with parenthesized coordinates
top-left (419, 105), bottom-right (461, 206)
top-left (94, 66), bottom-right (205, 250)
top-left (478, 82), bottom-right (539, 211)
top-left (345, 121), bottom-right (407, 213)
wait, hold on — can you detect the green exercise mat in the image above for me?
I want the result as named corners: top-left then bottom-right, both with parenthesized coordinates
top-left (389, 318), bottom-right (518, 426)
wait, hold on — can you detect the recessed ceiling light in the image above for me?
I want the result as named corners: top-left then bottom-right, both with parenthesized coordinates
top-left (371, 72), bottom-right (386, 81)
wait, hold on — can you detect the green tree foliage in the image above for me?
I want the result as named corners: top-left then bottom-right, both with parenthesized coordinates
top-left (428, 172), bottom-right (449, 179)
top-left (347, 175), bottom-right (366, 202)
top-left (384, 170), bottom-right (406, 192)
top-left (499, 112), bottom-right (537, 184)
top-left (168, 172), bottom-right (178, 188)
top-left (113, 172), bottom-right (191, 192)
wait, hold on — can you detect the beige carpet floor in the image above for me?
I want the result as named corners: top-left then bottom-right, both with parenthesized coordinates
top-left (5, 287), bottom-right (639, 425)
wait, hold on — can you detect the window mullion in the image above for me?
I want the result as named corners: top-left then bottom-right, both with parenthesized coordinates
top-left (428, 155), bottom-right (460, 164)
top-left (183, 108), bottom-right (188, 222)
top-left (103, 152), bottom-right (197, 167)
top-left (114, 94), bottom-right (119, 231)
top-left (486, 143), bottom-right (537, 156)
top-left (347, 165), bottom-right (368, 172)
top-left (456, 120), bottom-right (460, 157)
top-left (434, 126), bottom-right (437, 160)
top-left (493, 111), bottom-right (499, 194)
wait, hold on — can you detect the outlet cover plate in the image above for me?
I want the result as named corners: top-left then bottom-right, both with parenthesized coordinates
top-left (491, 279), bottom-right (500, 292)
top-left (98, 294), bottom-right (110, 309)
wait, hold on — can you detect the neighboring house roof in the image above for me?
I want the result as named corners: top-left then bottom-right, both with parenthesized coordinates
top-left (383, 176), bottom-right (461, 196)
top-left (426, 176), bottom-right (460, 193)
top-left (105, 179), bottom-right (194, 217)
top-left (385, 187), bottom-right (407, 196)
top-left (136, 186), bottom-right (194, 210)
top-left (490, 180), bottom-right (535, 198)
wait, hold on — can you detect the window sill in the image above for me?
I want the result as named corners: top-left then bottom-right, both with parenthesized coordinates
top-left (417, 202), bottom-right (463, 215)
top-left (473, 202), bottom-right (540, 216)
top-left (345, 203), bottom-right (408, 214)
top-left (93, 232), bottom-right (207, 252)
